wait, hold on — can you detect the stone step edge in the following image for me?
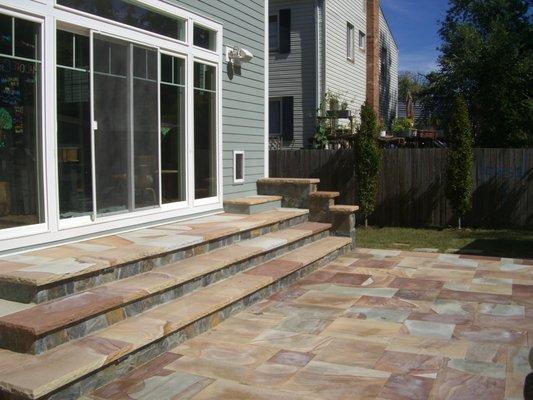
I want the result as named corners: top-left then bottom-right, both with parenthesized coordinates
top-left (0, 224), bottom-right (332, 354)
top-left (309, 191), bottom-right (340, 199)
top-left (0, 210), bottom-right (309, 305)
top-left (223, 195), bottom-right (283, 206)
top-left (0, 237), bottom-right (352, 400)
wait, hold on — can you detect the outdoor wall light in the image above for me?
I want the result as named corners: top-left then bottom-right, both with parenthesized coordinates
top-left (225, 46), bottom-right (254, 65)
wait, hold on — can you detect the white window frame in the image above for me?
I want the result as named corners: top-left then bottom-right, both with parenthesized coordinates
top-left (347, 22), bottom-right (355, 61)
top-left (233, 151), bottom-right (245, 184)
top-left (359, 30), bottom-right (366, 50)
top-left (269, 98), bottom-right (282, 136)
top-left (0, 0), bottom-right (224, 253)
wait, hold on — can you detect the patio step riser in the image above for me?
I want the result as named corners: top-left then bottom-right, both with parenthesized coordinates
top-left (0, 213), bottom-right (309, 304)
top-left (31, 243), bottom-right (351, 400)
top-left (0, 229), bottom-right (330, 355)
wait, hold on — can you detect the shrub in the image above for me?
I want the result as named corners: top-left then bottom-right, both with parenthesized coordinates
top-left (445, 96), bottom-right (473, 229)
top-left (391, 117), bottom-right (414, 135)
top-left (354, 102), bottom-right (381, 227)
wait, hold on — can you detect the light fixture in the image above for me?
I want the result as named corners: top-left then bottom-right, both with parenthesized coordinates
top-left (226, 46), bottom-right (254, 65)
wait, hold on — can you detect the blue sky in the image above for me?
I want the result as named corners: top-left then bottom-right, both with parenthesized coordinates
top-left (381, 0), bottom-right (450, 73)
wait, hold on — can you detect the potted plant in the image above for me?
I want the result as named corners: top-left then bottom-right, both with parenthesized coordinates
top-left (392, 117), bottom-right (415, 137)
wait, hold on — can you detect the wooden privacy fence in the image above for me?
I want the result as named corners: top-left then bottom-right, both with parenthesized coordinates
top-left (269, 148), bottom-right (533, 228)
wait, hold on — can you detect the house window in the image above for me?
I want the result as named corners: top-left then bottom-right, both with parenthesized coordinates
top-left (57, 0), bottom-right (186, 41)
top-left (233, 151), bottom-right (244, 184)
top-left (347, 23), bottom-right (355, 61)
top-left (269, 99), bottom-right (282, 135)
top-left (269, 15), bottom-right (279, 52)
top-left (359, 31), bottom-right (366, 50)
top-left (194, 62), bottom-right (217, 200)
top-left (160, 54), bottom-right (186, 204)
top-left (194, 24), bottom-right (216, 51)
top-left (0, 14), bottom-right (44, 231)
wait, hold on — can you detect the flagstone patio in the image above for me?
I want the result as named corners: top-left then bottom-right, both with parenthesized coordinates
top-left (86, 248), bottom-right (533, 400)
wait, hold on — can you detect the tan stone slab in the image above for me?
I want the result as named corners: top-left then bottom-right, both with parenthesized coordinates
top-left (313, 337), bottom-right (387, 368)
top-left (192, 379), bottom-right (316, 400)
top-left (224, 195), bottom-right (282, 206)
top-left (309, 191), bottom-right (340, 199)
top-left (329, 205), bottom-right (360, 213)
top-left (281, 237), bottom-right (351, 265)
top-left (257, 178), bottom-right (320, 185)
top-left (0, 299), bottom-right (34, 318)
top-left (251, 329), bottom-right (331, 353)
top-left (386, 334), bottom-right (469, 359)
top-left (321, 317), bottom-right (402, 344)
top-left (294, 291), bottom-right (358, 310)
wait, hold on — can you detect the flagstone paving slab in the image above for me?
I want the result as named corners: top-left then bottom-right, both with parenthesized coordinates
top-left (2, 247), bottom-right (527, 400)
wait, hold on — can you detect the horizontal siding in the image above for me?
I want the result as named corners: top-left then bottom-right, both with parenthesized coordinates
top-left (269, 0), bottom-right (317, 149)
top-left (325, 0), bottom-right (367, 120)
top-left (168, 0), bottom-right (266, 198)
top-left (379, 7), bottom-right (399, 127)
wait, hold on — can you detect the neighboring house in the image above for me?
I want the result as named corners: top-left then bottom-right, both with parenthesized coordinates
top-left (269, 0), bottom-right (398, 148)
top-left (0, 0), bottom-right (268, 253)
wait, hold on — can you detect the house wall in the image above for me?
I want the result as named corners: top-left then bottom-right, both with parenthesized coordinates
top-left (269, 0), bottom-right (317, 149)
top-left (325, 0), bottom-right (367, 118)
top-left (174, 0), bottom-right (267, 198)
top-left (379, 7), bottom-right (399, 127)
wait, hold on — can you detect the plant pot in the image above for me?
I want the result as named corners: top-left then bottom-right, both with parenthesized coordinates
top-left (326, 110), bottom-right (352, 118)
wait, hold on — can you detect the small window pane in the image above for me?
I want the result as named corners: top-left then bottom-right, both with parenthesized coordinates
top-left (347, 23), bottom-right (354, 60)
top-left (75, 34), bottom-right (89, 70)
top-left (57, 30), bottom-right (74, 67)
top-left (57, 0), bottom-right (185, 41)
top-left (110, 42), bottom-right (127, 77)
top-left (174, 58), bottom-right (185, 85)
top-left (235, 153), bottom-right (244, 181)
top-left (15, 18), bottom-right (39, 60)
top-left (0, 14), bottom-right (12, 56)
top-left (193, 25), bottom-right (216, 51)
top-left (194, 63), bottom-right (216, 91)
top-left (161, 54), bottom-right (173, 83)
top-left (133, 47), bottom-right (147, 78)
top-left (269, 100), bottom-right (281, 135)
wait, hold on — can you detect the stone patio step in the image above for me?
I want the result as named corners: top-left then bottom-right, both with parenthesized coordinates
top-left (0, 236), bottom-right (351, 400)
top-left (0, 209), bottom-right (309, 304)
top-left (0, 222), bottom-right (331, 354)
top-left (223, 195), bottom-right (283, 214)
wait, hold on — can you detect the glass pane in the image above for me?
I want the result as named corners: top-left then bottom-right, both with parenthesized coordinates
top-left (269, 15), bottom-right (278, 50)
top-left (57, 30), bottom-right (74, 67)
top-left (194, 62), bottom-right (217, 200)
top-left (193, 25), bottom-right (216, 51)
top-left (161, 54), bottom-right (172, 83)
top-left (235, 153), bottom-right (243, 181)
top-left (194, 63), bottom-right (216, 91)
top-left (93, 35), bottom-right (129, 215)
top-left (133, 48), bottom-right (159, 209)
top-left (133, 46), bottom-right (147, 78)
top-left (15, 18), bottom-right (39, 60)
top-left (269, 100), bottom-right (281, 135)
top-left (75, 34), bottom-right (90, 70)
top-left (57, 66), bottom-right (92, 219)
top-left (58, 0), bottom-right (185, 41)
top-left (161, 84), bottom-right (185, 204)
top-left (0, 24), bottom-right (43, 230)
top-left (0, 14), bottom-right (12, 56)
top-left (174, 58), bottom-right (185, 85)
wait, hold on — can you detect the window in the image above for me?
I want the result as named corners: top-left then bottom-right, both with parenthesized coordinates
top-left (194, 24), bottom-right (216, 51)
top-left (160, 54), bottom-right (186, 204)
top-left (347, 23), bottom-right (355, 61)
top-left (269, 99), bottom-right (282, 135)
top-left (0, 14), bottom-right (44, 231)
top-left (233, 151), bottom-right (244, 184)
top-left (194, 62), bottom-right (217, 200)
top-left (269, 15), bottom-right (279, 52)
top-left (359, 31), bottom-right (366, 50)
top-left (57, 0), bottom-right (186, 41)
top-left (56, 30), bottom-right (92, 219)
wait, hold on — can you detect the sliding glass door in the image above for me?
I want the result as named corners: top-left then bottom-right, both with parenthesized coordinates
top-left (92, 34), bottom-right (159, 216)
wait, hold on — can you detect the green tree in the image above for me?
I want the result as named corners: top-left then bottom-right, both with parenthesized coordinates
top-left (445, 96), bottom-right (474, 229)
top-left (419, 0), bottom-right (533, 147)
top-left (398, 71), bottom-right (426, 102)
top-left (355, 102), bottom-right (381, 227)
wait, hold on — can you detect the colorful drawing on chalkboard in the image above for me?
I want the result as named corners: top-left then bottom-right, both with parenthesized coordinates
top-left (0, 108), bottom-right (11, 149)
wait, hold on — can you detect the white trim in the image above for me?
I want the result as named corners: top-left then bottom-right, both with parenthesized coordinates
top-left (264, 0), bottom-right (269, 178)
top-left (233, 150), bottom-right (245, 184)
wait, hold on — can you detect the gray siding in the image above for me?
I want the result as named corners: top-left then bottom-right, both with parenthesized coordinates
top-left (170, 0), bottom-right (266, 198)
top-left (269, 0), bottom-right (317, 149)
top-left (324, 0), bottom-right (367, 120)
top-left (379, 7), bottom-right (399, 127)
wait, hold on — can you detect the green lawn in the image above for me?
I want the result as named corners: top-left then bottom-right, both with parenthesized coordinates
top-left (357, 227), bottom-right (533, 259)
